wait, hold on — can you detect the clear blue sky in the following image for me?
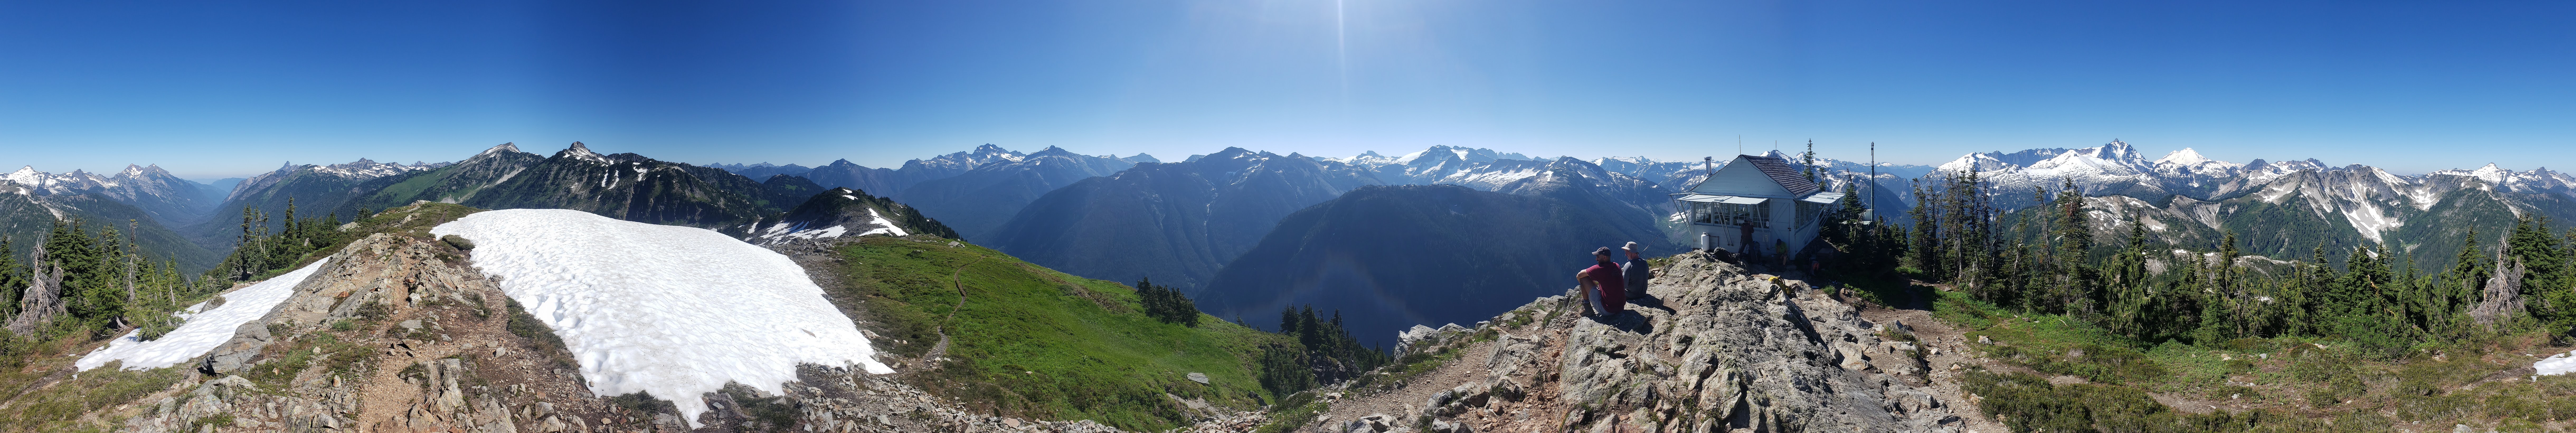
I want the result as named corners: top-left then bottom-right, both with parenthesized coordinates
top-left (2, 1), bottom-right (2569, 178)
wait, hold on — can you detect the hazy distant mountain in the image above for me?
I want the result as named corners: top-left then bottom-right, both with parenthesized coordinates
top-left (1327, 145), bottom-right (1534, 185)
top-left (802, 144), bottom-right (1029, 198)
top-left (181, 158), bottom-right (447, 249)
top-left (6, 164), bottom-right (226, 226)
top-left (984, 147), bottom-right (1381, 291)
top-left (703, 162), bottom-right (814, 180)
top-left (196, 178), bottom-right (245, 203)
top-left (1492, 160), bottom-right (1686, 252)
top-left (1195, 184), bottom-right (1681, 348)
top-left (0, 178), bottom-right (222, 272)
top-left (895, 146), bottom-right (1137, 240)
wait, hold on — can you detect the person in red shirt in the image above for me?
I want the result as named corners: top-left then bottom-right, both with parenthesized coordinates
top-left (1576, 247), bottom-right (1628, 318)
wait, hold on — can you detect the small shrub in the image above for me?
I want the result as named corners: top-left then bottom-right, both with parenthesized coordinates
top-left (504, 298), bottom-right (567, 352)
top-left (400, 362), bottom-right (430, 388)
top-left (331, 319), bottom-right (356, 331)
top-left (721, 385), bottom-right (798, 431)
top-left (612, 391), bottom-right (677, 414)
top-left (440, 234), bottom-right (475, 250)
top-left (191, 413), bottom-right (238, 432)
top-left (356, 300), bottom-right (393, 321)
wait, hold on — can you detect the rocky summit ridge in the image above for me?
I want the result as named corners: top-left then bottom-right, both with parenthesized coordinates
top-left (1312, 250), bottom-right (1956, 433)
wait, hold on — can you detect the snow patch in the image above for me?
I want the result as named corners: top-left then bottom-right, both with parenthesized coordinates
top-left (429, 209), bottom-right (894, 427)
top-left (2538, 351), bottom-right (2576, 377)
top-left (858, 208), bottom-right (910, 237)
top-left (2339, 200), bottom-right (2401, 244)
top-left (77, 258), bottom-right (332, 371)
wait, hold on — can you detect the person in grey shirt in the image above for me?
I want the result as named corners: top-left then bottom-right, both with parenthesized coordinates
top-left (1620, 242), bottom-right (1651, 300)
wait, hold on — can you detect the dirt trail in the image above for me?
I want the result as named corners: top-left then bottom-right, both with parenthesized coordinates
top-left (1857, 305), bottom-right (2011, 433)
top-left (1316, 339), bottom-right (1499, 425)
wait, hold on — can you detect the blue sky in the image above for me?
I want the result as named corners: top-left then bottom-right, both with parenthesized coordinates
top-left (2, 1), bottom-right (2569, 178)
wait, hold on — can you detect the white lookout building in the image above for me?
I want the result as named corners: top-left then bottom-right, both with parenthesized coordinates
top-left (1672, 154), bottom-right (1845, 257)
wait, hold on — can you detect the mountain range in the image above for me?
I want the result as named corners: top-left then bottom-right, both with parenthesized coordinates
top-left (9, 139), bottom-right (2558, 297)
top-left (984, 147), bottom-right (1382, 291)
top-left (1195, 183), bottom-right (1681, 348)
top-left (1931, 140), bottom-right (2576, 265)
top-left (889, 146), bottom-right (1141, 240)
top-left (2, 164), bottom-right (244, 271)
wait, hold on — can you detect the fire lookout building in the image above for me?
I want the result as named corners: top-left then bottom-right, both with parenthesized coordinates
top-left (1671, 154), bottom-right (1844, 257)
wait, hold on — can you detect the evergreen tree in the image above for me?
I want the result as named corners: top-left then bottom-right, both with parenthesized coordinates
top-left (2105, 219), bottom-right (2153, 339)
top-left (1906, 179), bottom-right (1939, 275)
top-left (2434, 230), bottom-right (2491, 335)
top-left (1133, 278), bottom-right (1200, 327)
top-left (2503, 216), bottom-right (2570, 330)
top-left (1801, 140), bottom-right (1818, 183)
top-left (0, 236), bottom-right (23, 317)
top-left (45, 220), bottom-right (116, 327)
top-left (2051, 180), bottom-right (2096, 317)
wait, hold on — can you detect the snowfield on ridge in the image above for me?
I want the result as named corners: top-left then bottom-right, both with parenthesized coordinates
top-left (76, 258), bottom-right (333, 372)
top-left (429, 208), bottom-right (894, 427)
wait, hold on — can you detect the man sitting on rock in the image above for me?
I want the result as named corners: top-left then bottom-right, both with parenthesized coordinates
top-left (1621, 242), bottom-right (1651, 302)
top-left (1576, 247), bottom-right (1628, 318)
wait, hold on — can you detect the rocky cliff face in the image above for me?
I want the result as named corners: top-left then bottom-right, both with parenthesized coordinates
top-left (1314, 250), bottom-right (1959, 433)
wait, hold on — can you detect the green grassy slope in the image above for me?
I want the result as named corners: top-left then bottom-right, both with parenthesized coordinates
top-left (1899, 286), bottom-right (2576, 432)
top-left (831, 236), bottom-right (1286, 431)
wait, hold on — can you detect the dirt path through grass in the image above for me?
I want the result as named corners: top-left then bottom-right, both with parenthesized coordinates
top-left (923, 254), bottom-right (987, 362)
top-left (1860, 300), bottom-right (2019, 433)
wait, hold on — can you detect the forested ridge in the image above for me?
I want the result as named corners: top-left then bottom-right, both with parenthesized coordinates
top-left (1814, 169), bottom-right (2576, 432)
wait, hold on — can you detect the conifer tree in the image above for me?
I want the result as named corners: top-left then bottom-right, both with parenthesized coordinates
top-left (2436, 230), bottom-right (2491, 334)
top-left (2051, 180), bottom-right (2096, 316)
top-left (1906, 180), bottom-right (1939, 275)
top-left (0, 236), bottom-right (22, 316)
top-left (1801, 140), bottom-right (1818, 183)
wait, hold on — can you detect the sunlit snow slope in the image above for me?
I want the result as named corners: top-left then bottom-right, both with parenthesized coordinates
top-left (429, 209), bottom-right (894, 427)
top-left (77, 258), bottom-right (333, 371)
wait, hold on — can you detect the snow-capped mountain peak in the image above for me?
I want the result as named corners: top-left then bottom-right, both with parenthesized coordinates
top-left (478, 142), bottom-right (524, 156)
top-left (5, 166), bottom-right (39, 187)
top-left (2155, 148), bottom-right (2212, 166)
top-left (556, 141), bottom-right (611, 164)
top-left (2149, 147), bottom-right (2244, 178)
top-left (311, 158), bottom-right (435, 178)
top-left (1937, 152), bottom-right (2011, 173)
top-left (2466, 163), bottom-right (2510, 184)
top-left (1334, 150), bottom-right (1399, 165)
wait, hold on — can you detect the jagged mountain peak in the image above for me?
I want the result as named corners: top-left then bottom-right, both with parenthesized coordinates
top-left (2467, 163), bottom-right (2511, 183)
top-left (1393, 145), bottom-right (1513, 165)
top-left (556, 141), bottom-right (611, 164)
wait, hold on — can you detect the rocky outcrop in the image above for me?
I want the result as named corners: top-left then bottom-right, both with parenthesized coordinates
top-left (6, 244), bottom-right (68, 335)
top-left (1327, 250), bottom-right (1959, 433)
top-left (2471, 254), bottom-right (2527, 328)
